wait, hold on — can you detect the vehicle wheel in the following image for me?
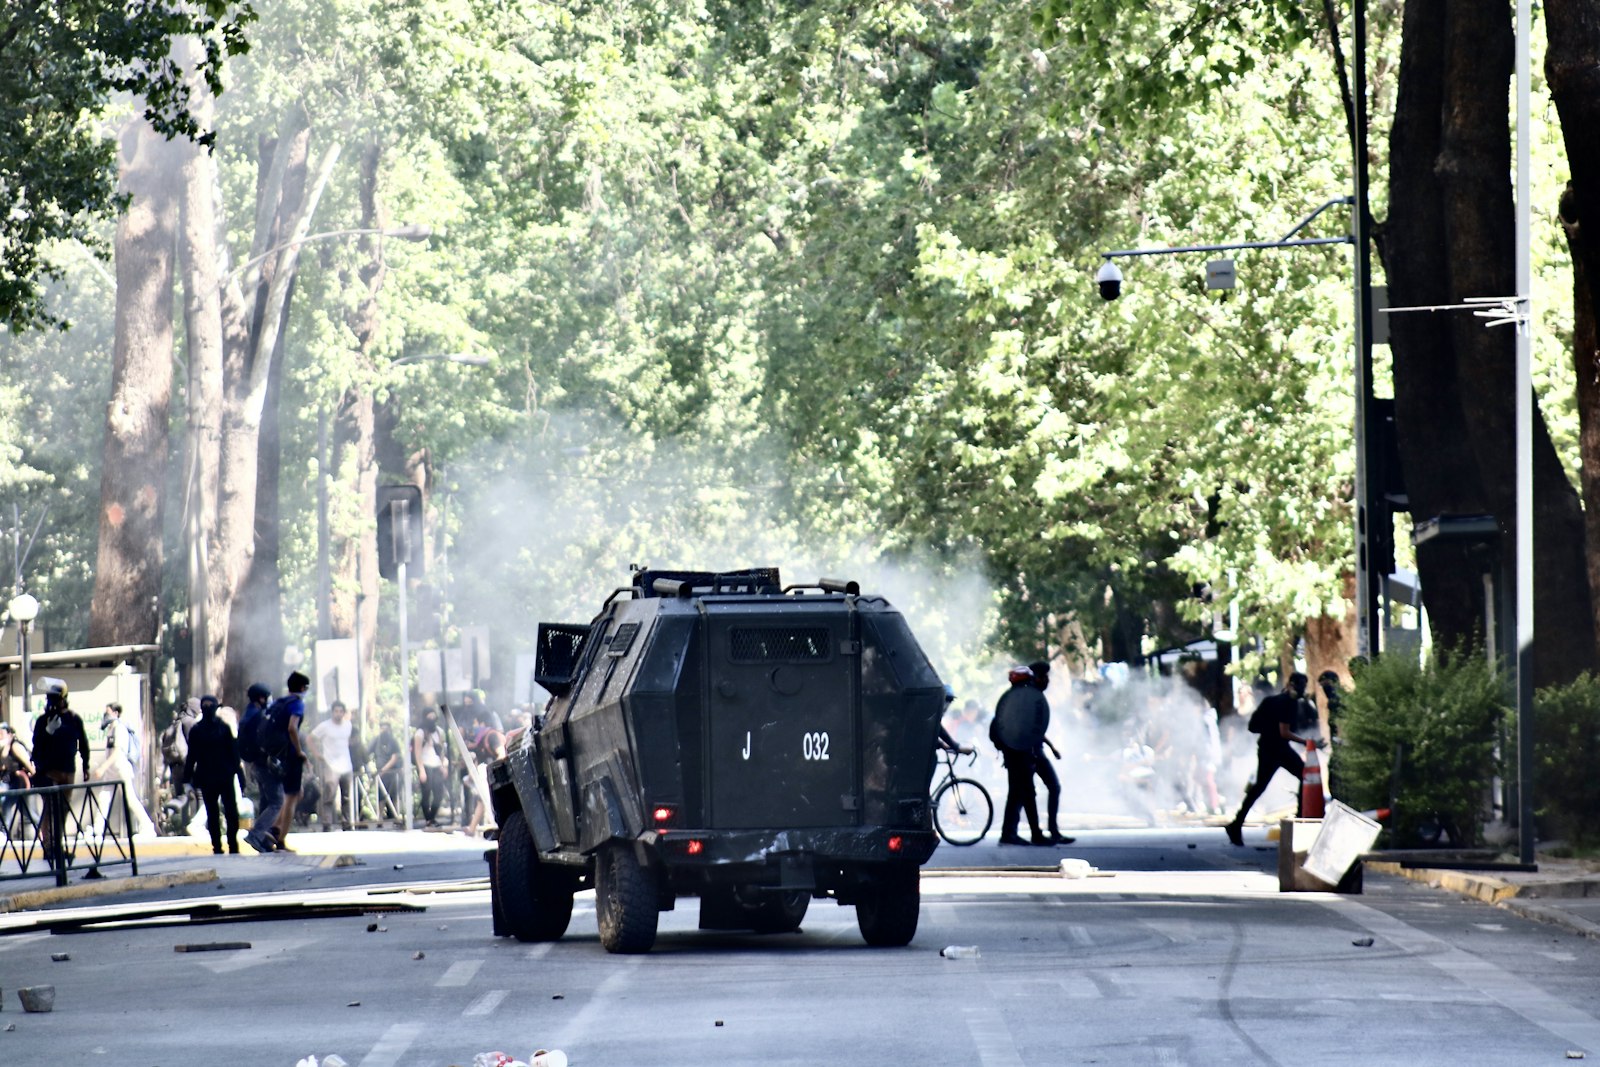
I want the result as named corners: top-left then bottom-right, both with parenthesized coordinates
top-left (932, 777), bottom-right (993, 846)
top-left (596, 842), bottom-right (660, 954)
top-left (856, 864), bottom-right (920, 947)
top-left (496, 811), bottom-right (574, 942)
top-left (747, 888), bottom-right (810, 934)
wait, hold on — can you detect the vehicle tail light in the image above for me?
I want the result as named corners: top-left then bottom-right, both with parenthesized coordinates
top-left (887, 835), bottom-right (904, 853)
top-left (652, 806), bottom-right (674, 824)
top-left (687, 839), bottom-right (704, 855)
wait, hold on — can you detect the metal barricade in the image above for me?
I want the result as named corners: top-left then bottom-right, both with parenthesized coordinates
top-left (0, 779), bottom-right (140, 887)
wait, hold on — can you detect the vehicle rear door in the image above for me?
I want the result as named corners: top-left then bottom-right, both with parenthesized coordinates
top-left (704, 602), bottom-right (857, 829)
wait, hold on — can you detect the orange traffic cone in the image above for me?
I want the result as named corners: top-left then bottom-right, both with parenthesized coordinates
top-left (1300, 740), bottom-right (1325, 819)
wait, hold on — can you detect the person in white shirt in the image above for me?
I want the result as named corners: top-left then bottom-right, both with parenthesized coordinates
top-left (307, 701), bottom-right (355, 831)
top-left (91, 702), bottom-right (156, 837)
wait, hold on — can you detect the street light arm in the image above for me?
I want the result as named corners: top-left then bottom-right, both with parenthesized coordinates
top-left (1278, 196), bottom-right (1355, 241)
top-left (1100, 235), bottom-right (1351, 261)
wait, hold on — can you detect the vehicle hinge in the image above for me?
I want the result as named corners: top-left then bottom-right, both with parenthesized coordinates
top-left (839, 640), bottom-right (860, 655)
top-left (840, 794), bottom-right (859, 811)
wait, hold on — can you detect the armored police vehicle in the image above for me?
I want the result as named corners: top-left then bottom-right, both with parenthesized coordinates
top-left (487, 567), bottom-right (944, 953)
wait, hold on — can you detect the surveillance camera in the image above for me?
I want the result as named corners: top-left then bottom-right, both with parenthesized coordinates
top-left (1096, 261), bottom-right (1123, 301)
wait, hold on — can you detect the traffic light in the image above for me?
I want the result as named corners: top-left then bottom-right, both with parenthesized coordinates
top-left (376, 485), bottom-right (425, 581)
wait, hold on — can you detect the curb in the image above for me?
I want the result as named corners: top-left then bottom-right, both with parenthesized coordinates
top-left (1369, 861), bottom-right (1600, 941)
top-left (1365, 862), bottom-right (1521, 904)
top-left (0, 868), bottom-right (218, 913)
top-left (1500, 898), bottom-right (1600, 940)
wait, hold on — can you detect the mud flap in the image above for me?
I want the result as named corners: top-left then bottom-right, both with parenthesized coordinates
top-left (508, 753), bottom-right (559, 853)
top-left (579, 776), bottom-right (631, 854)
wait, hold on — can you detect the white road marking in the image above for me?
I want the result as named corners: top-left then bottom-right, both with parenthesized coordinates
top-left (524, 942), bottom-right (553, 961)
top-left (197, 936), bottom-right (317, 974)
top-left (963, 1004), bottom-right (1025, 1067)
top-left (1543, 951), bottom-right (1578, 963)
top-left (437, 959), bottom-right (484, 987)
top-left (1474, 923), bottom-right (1507, 932)
top-left (0, 931), bottom-right (49, 953)
top-left (359, 1021), bottom-right (425, 1067)
top-left (1330, 898), bottom-right (1600, 1054)
top-left (463, 989), bottom-right (509, 1016)
top-left (553, 957), bottom-right (642, 1046)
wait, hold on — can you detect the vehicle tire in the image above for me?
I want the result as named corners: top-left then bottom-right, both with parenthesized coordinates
top-left (596, 842), bottom-right (660, 954)
top-left (855, 864), bottom-right (920, 947)
top-left (496, 810), bottom-right (574, 942)
top-left (747, 888), bottom-right (810, 934)
top-left (932, 777), bottom-right (993, 846)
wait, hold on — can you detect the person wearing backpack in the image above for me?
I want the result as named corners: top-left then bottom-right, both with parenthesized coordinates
top-left (239, 682), bottom-right (281, 853)
top-left (263, 671), bottom-right (311, 852)
top-left (0, 722), bottom-right (34, 837)
top-left (1225, 672), bottom-right (1324, 846)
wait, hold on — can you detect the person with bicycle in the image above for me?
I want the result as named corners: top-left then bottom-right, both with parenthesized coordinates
top-left (937, 685), bottom-right (974, 758)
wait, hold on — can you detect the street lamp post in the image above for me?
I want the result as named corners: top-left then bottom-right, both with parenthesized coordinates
top-left (9, 593), bottom-right (39, 721)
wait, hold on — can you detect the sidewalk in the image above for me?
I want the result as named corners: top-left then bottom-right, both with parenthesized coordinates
top-left (1368, 853), bottom-right (1600, 940)
top-left (0, 826), bottom-right (493, 912)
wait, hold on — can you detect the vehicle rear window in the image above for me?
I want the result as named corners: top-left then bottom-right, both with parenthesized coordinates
top-left (729, 626), bottom-right (831, 662)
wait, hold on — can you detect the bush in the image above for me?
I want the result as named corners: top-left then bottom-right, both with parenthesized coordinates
top-left (1337, 648), bottom-right (1505, 847)
top-left (1533, 673), bottom-right (1600, 844)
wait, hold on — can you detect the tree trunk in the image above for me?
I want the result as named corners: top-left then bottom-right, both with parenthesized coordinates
top-left (88, 121), bottom-right (181, 648)
top-left (217, 117), bottom-right (313, 700)
top-left (1546, 2), bottom-right (1600, 667)
top-left (331, 138), bottom-right (388, 716)
top-left (175, 68), bottom-right (227, 698)
top-left (1380, 0), bottom-right (1595, 685)
top-left (1303, 572), bottom-right (1359, 735)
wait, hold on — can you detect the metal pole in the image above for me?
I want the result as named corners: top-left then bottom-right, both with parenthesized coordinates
top-left (18, 620), bottom-right (30, 727)
top-left (1514, 0), bottom-right (1536, 866)
top-left (317, 409), bottom-right (331, 643)
top-left (399, 558), bottom-right (413, 831)
top-left (1352, 0), bottom-right (1380, 662)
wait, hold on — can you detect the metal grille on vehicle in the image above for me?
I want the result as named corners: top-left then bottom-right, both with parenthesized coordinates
top-left (729, 627), bottom-right (831, 662)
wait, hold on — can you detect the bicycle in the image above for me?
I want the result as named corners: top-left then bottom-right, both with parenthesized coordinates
top-left (931, 748), bottom-right (993, 846)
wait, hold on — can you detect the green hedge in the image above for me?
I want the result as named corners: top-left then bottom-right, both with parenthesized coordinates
top-left (1336, 649), bottom-right (1505, 847)
top-left (1532, 672), bottom-right (1600, 844)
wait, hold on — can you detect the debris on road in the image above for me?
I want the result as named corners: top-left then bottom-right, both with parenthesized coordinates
top-left (346, 1001), bottom-right (360, 1008)
top-left (1059, 858), bottom-right (1098, 879)
top-left (940, 945), bottom-right (980, 959)
top-left (529, 1051), bottom-right (567, 1067)
top-left (175, 942), bottom-right (252, 953)
top-left (50, 952), bottom-right (69, 962)
top-left (1567, 1053), bottom-right (1585, 1060)
top-left (412, 951), bottom-right (425, 960)
top-left (18, 986), bottom-right (54, 1013)
top-left (551, 994), bottom-right (564, 1000)
top-left (1351, 938), bottom-right (1375, 948)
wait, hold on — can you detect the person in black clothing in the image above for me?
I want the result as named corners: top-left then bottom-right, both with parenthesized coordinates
top-left (31, 678), bottom-right (89, 857)
top-left (182, 695), bottom-right (248, 854)
top-left (992, 665), bottom-right (1063, 846)
top-left (1225, 672), bottom-right (1323, 846)
top-left (1025, 661), bottom-right (1073, 845)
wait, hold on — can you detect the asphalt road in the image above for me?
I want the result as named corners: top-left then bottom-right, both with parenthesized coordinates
top-left (3, 829), bottom-right (1599, 1066)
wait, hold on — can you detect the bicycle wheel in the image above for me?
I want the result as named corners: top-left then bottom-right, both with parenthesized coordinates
top-left (933, 777), bottom-right (993, 846)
